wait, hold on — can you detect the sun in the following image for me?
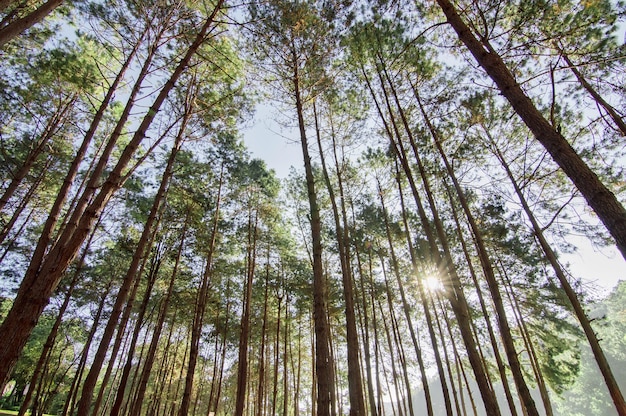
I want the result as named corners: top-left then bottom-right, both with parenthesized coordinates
top-left (422, 274), bottom-right (443, 292)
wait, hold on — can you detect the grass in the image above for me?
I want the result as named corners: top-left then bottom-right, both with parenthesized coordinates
top-left (0, 410), bottom-right (55, 416)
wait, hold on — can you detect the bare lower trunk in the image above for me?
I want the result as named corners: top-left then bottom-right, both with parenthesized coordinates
top-left (234, 201), bottom-right (258, 416)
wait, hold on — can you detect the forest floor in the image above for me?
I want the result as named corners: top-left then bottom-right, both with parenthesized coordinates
top-left (0, 410), bottom-right (55, 415)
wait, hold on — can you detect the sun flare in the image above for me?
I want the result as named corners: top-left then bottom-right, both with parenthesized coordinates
top-left (422, 274), bottom-right (443, 292)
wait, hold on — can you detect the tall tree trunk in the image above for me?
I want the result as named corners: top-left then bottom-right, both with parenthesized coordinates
top-left (313, 102), bottom-right (366, 416)
top-left (88, 273), bottom-right (142, 416)
top-left (271, 287), bottom-right (283, 416)
top-left (490, 137), bottom-right (626, 415)
top-left (179, 162), bottom-right (225, 416)
top-left (364, 61), bottom-right (500, 415)
top-left (256, 248), bottom-right (270, 416)
top-left (351, 221), bottom-right (379, 416)
top-left (499, 260), bottom-right (554, 416)
top-left (435, 0), bottom-right (626, 260)
top-left (442, 178), bottom-right (520, 416)
top-left (18, 219), bottom-right (101, 416)
top-left (289, 38), bottom-right (334, 416)
top-left (415, 88), bottom-right (539, 416)
top-left (430, 292), bottom-right (463, 416)
top-left (108, 252), bottom-right (163, 416)
top-left (0, 2), bottom-right (225, 388)
top-left (395, 168), bottom-right (458, 416)
top-left (378, 179), bottom-right (436, 416)
top-left (0, 164), bottom-right (46, 256)
top-left (375, 289), bottom-right (405, 416)
top-left (234, 197), bottom-right (259, 416)
top-left (130, 211), bottom-right (189, 416)
top-left (61, 282), bottom-right (113, 416)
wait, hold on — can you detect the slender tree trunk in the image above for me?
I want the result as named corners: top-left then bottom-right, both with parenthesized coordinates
top-left (313, 102), bottom-right (366, 416)
top-left (364, 61), bottom-right (500, 415)
top-left (395, 169), bottom-right (458, 416)
top-left (18, 270), bottom-right (80, 416)
top-left (499, 261), bottom-right (554, 416)
top-left (109, 252), bottom-right (163, 416)
top-left (378, 179), bottom-right (436, 416)
top-left (179, 162), bottom-right (225, 416)
top-left (234, 200), bottom-right (259, 416)
top-left (491, 138), bottom-right (626, 415)
top-left (351, 224), bottom-right (379, 416)
top-left (0, 161), bottom-right (46, 256)
top-left (0, 2), bottom-right (224, 388)
top-left (435, 0), bottom-right (626, 259)
top-left (88, 272), bottom-right (142, 416)
top-left (256, 248), bottom-right (270, 416)
top-left (559, 51), bottom-right (626, 136)
top-left (443, 301), bottom-right (478, 416)
top-left (0, 0), bottom-right (64, 47)
top-left (0, 95), bottom-right (75, 215)
top-left (443, 178), bottom-right (520, 416)
top-left (415, 88), bottom-right (539, 416)
top-left (271, 288), bottom-right (283, 416)
top-left (430, 292), bottom-right (463, 416)
top-left (375, 290), bottom-right (404, 416)
top-left (289, 39), bottom-right (333, 416)
top-left (76, 120), bottom-right (186, 416)
top-left (130, 212), bottom-right (189, 415)
top-left (61, 281), bottom-right (112, 416)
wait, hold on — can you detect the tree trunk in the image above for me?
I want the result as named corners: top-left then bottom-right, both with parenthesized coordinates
top-left (18, 268), bottom-right (79, 416)
top-left (559, 51), bottom-right (626, 136)
top-left (108, 252), bottom-right (163, 416)
top-left (61, 281), bottom-right (112, 416)
top-left (179, 162), bottom-right (225, 416)
top-left (313, 102), bottom-right (366, 416)
top-left (365, 60), bottom-right (500, 415)
top-left (351, 224), bottom-right (379, 416)
top-left (0, 0), bottom-right (64, 47)
top-left (234, 196), bottom-right (259, 416)
top-left (75, 119), bottom-right (186, 416)
top-left (378, 179), bottom-right (436, 416)
top-left (290, 38), bottom-right (333, 416)
top-left (499, 260), bottom-right (554, 416)
top-left (0, 163), bottom-right (47, 249)
top-left (491, 138), bottom-right (626, 415)
top-left (443, 178), bottom-right (520, 416)
top-left (435, 0), bottom-right (626, 259)
top-left (256, 248), bottom-right (270, 416)
top-left (416, 88), bottom-right (539, 416)
top-left (130, 212), bottom-right (189, 415)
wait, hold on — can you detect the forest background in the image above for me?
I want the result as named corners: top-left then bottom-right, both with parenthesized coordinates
top-left (0, 0), bottom-right (625, 415)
